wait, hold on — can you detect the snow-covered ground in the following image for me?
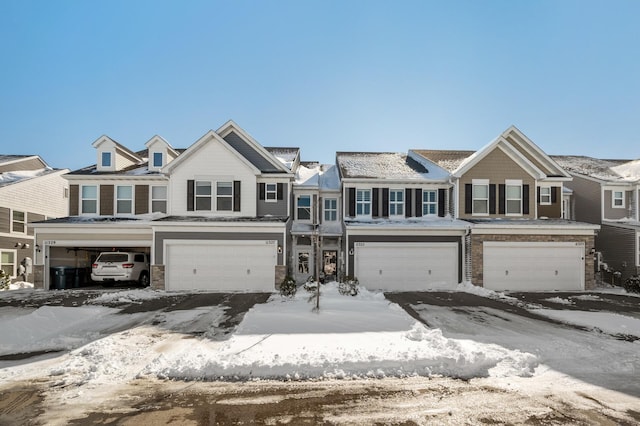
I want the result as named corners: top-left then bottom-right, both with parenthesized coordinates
top-left (1, 282), bottom-right (639, 423)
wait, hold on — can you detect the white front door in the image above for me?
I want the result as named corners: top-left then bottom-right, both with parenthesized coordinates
top-left (483, 241), bottom-right (585, 291)
top-left (354, 242), bottom-right (458, 291)
top-left (165, 240), bottom-right (277, 291)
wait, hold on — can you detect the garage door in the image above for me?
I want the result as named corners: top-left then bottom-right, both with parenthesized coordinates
top-left (483, 242), bottom-right (584, 291)
top-left (354, 242), bottom-right (459, 291)
top-left (166, 240), bottom-right (277, 291)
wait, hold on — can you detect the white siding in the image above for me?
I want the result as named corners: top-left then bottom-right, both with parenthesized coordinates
top-left (0, 170), bottom-right (69, 219)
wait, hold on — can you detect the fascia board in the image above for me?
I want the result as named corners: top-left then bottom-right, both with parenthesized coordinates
top-left (504, 126), bottom-right (572, 178)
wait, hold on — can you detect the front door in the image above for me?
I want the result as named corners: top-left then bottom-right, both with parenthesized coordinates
top-left (323, 250), bottom-right (337, 282)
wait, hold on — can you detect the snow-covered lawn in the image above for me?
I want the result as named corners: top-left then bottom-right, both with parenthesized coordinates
top-left (1, 282), bottom-right (639, 423)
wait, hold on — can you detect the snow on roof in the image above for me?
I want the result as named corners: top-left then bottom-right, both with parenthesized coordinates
top-left (551, 155), bottom-right (633, 182)
top-left (345, 216), bottom-right (470, 229)
top-left (611, 158), bottom-right (640, 181)
top-left (337, 152), bottom-right (447, 180)
top-left (0, 154), bottom-right (34, 164)
top-left (266, 147), bottom-right (299, 163)
top-left (295, 164), bottom-right (320, 186)
top-left (412, 150), bottom-right (475, 173)
top-left (319, 164), bottom-right (340, 191)
top-left (0, 168), bottom-right (56, 188)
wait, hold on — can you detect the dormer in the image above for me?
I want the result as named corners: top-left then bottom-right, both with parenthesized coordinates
top-left (145, 135), bottom-right (179, 172)
top-left (92, 136), bottom-right (142, 172)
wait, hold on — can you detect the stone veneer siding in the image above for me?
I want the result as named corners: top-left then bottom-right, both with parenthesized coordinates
top-left (471, 234), bottom-right (596, 290)
top-left (151, 265), bottom-right (165, 290)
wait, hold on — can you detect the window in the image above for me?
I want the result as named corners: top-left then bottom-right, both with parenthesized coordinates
top-left (297, 195), bottom-right (311, 220)
top-left (0, 250), bottom-right (15, 278)
top-left (298, 252), bottom-right (309, 274)
top-left (324, 198), bottom-right (337, 221)
top-left (613, 191), bottom-right (625, 208)
top-left (266, 183), bottom-right (277, 201)
top-left (356, 189), bottom-right (371, 216)
top-left (12, 211), bottom-right (25, 233)
top-left (540, 187), bottom-right (551, 205)
top-left (153, 152), bottom-right (163, 168)
top-left (116, 185), bottom-right (133, 214)
top-left (101, 152), bottom-right (111, 167)
top-left (195, 181), bottom-right (212, 210)
top-left (389, 189), bottom-right (404, 216)
top-left (472, 183), bottom-right (489, 214)
top-left (216, 182), bottom-right (233, 211)
top-left (81, 185), bottom-right (98, 214)
top-left (151, 186), bottom-right (167, 213)
top-left (423, 190), bottom-right (437, 215)
top-left (506, 181), bottom-right (522, 215)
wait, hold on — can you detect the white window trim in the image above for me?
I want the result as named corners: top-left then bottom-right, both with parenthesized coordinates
top-left (422, 190), bottom-right (438, 216)
top-left (195, 180), bottom-right (212, 211)
top-left (297, 195), bottom-right (312, 222)
top-left (324, 198), bottom-right (338, 222)
top-left (356, 189), bottom-right (372, 217)
top-left (101, 151), bottom-right (112, 168)
top-left (115, 185), bottom-right (134, 215)
top-left (389, 189), bottom-right (404, 217)
top-left (612, 190), bottom-right (625, 209)
top-left (150, 185), bottom-right (168, 213)
top-left (216, 181), bottom-right (234, 212)
top-left (11, 210), bottom-right (26, 234)
top-left (472, 179), bottom-right (489, 216)
top-left (0, 249), bottom-right (17, 278)
top-left (80, 184), bottom-right (99, 215)
top-left (539, 186), bottom-right (552, 205)
top-left (265, 183), bottom-right (278, 203)
top-left (505, 179), bottom-right (523, 216)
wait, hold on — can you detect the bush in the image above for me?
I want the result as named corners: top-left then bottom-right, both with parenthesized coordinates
top-left (0, 270), bottom-right (9, 291)
top-left (624, 275), bottom-right (640, 294)
top-left (339, 276), bottom-right (359, 296)
top-left (280, 275), bottom-right (297, 297)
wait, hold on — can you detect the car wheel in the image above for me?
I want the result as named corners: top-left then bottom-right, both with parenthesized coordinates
top-left (139, 272), bottom-right (150, 287)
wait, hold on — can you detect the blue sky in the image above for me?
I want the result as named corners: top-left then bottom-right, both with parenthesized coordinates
top-left (1, 0), bottom-right (638, 171)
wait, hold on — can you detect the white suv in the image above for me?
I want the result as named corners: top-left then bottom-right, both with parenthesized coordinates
top-left (91, 252), bottom-right (150, 287)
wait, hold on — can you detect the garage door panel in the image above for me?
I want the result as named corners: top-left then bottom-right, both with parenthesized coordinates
top-left (355, 243), bottom-right (458, 291)
top-left (166, 240), bottom-right (276, 292)
top-left (484, 242), bottom-right (584, 291)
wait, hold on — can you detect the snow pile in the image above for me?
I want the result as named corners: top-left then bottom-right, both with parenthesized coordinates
top-left (543, 296), bottom-right (574, 305)
top-left (530, 309), bottom-right (640, 337)
top-left (0, 168), bottom-right (49, 185)
top-left (1, 281), bottom-right (34, 291)
top-left (88, 288), bottom-right (166, 305)
top-left (144, 283), bottom-right (538, 380)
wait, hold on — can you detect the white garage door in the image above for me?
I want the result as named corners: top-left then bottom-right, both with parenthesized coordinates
top-left (166, 240), bottom-right (277, 291)
top-left (483, 242), bottom-right (584, 291)
top-left (355, 242), bottom-right (459, 291)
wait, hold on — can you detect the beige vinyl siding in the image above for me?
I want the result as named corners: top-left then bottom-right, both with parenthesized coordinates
top-left (503, 133), bottom-right (557, 176)
top-left (0, 207), bottom-right (10, 233)
top-left (458, 148), bottom-right (535, 219)
top-left (603, 190), bottom-right (633, 220)
top-left (537, 186), bottom-right (562, 218)
top-left (0, 157), bottom-right (46, 173)
top-left (27, 213), bottom-right (45, 236)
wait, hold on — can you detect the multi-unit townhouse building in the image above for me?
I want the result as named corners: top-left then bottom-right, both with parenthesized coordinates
top-left (0, 155), bottom-right (68, 283)
top-left (31, 122), bottom-right (600, 292)
top-left (552, 155), bottom-right (640, 280)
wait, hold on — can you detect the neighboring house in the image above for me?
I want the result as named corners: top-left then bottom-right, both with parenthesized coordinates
top-left (552, 155), bottom-right (640, 280)
top-left (33, 121), bottom-right (294, 291)
top-left (0, 155), bottom-right (68, 282)
top-left (414, 126), bottom-right (599, 291)
top-left (336, 151), bottom-right (469, 291)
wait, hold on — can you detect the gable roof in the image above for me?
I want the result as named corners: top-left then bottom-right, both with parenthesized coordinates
top-left (0, 155), bottom-right (49, 173)
top-left (91, 135), bottom-right (144, 164)
top-left (551, 155), bottom-right (637, 183)
top-left (336, 152), bottom-right (449, 181)
top-left (410, 150), bottom-right (475, 173)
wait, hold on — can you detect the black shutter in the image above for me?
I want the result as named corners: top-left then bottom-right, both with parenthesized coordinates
top-left (523, 184), bottom-right (530, 214)
top-left (438, 188), bottom-right (446, 217)
top-left (489, 184), bottom-right (496, 214)
top-left (536, 186), bottom-right (541, 203)
top-left (233, 181), bottom-right (241, 212)
top-left (498, 184), bottom-right (506, 215)
top-left (464, 184), bottom-right (472, 214)
top-left (372, 188), bottom-right (379, 218)
top-left (551, 187), bottom-right (558, 203)
top-left (348, 187), bottom-right (356, 217)
top-left (277, 183), bottom-right (284, 200)
top-left (187, 180), bottom-right (194, 211)
top-left (415, 189), bottom-right (423, 217)
top-left (382, 188), bottom-right (389, 217)
top-left (405, 188), bottom-right (412, 217)
top-left (258, 183), bottom-right (265, 200)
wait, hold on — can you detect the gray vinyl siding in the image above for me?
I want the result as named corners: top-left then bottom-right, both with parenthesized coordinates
top-left (603, 190), bottom-right (633, 221)
top-left (257, 183), bottom-right (289, 216)
top-left (69, 185), bottom-right (79, 215)
top-left (27, 213), bottom-right (45, 236)
top-left (154, 231), bottom-right (285, 264)
top-left (223, 131), bottom-right (281, 172)
top-left (566, 176), bottom-right (602, 224)
top-left (345, 235), bottom-right (463, 282)
top-left (135, 185), bottom-right (149, 215)
top-left (0, 207), bottom-right (9, 233)
top-left (597, 224), bottom-right (638, 280)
